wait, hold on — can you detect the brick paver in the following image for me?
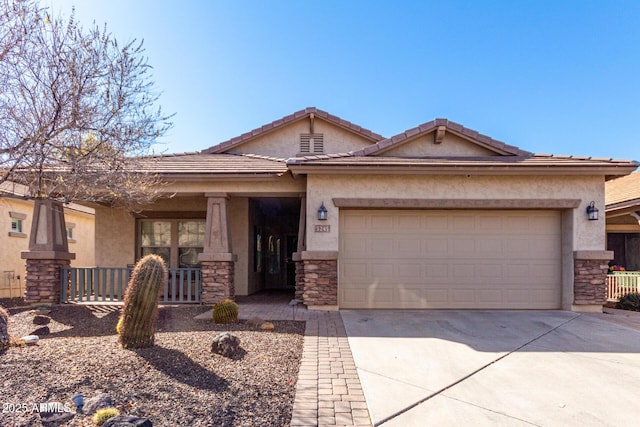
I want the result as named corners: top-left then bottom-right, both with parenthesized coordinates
top-left (236, 294), bottom-right (372, 427)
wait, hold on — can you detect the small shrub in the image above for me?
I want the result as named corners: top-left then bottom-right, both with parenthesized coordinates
top-left (115, 316), bottom-right (123, 335)
top-left (617, 293), bottom-right (640, 311)
top-left (93, 407), bottom-right (120, 426)
top-left (212, 299), bottom-right (239, 324)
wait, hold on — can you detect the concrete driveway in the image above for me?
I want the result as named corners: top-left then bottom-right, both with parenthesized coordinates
top-left (341, 310), bottom-right (640, 426)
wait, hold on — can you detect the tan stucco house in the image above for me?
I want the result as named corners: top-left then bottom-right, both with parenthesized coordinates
top-left (0, 182), bottom-right (95, 298)
top-left (90, 108), bottom-right (637, 311)
top-left (606, 172), bottom-right (640, 270)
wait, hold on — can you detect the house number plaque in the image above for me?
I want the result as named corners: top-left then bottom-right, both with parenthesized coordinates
top-left (315, 225), bottom-right (331, 233)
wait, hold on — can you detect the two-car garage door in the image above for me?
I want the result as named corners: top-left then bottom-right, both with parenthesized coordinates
top-left (339, 210), bottom-right (562, 309)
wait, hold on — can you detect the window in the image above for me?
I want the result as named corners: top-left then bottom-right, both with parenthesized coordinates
top-left (66, 222), bottom-right (76, 243)
top-left (11, 219), bottom-right (22, 233)
top-left (139, 219), bottom-right (205, 268)
top-left (8, 211), bottom-right (27, 238)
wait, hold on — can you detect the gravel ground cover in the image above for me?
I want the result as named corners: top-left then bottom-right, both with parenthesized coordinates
top-left (0, 301), bottom-right (305, 426)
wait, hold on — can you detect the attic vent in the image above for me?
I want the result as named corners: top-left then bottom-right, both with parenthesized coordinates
top-left (300, 133), bottom-right (324, 154)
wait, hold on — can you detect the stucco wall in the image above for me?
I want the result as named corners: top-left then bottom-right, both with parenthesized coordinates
top-left (228, 118), bottom-right (376, 158)
top-left (305, 174), bottom-right (606, 252)
top-left (94, 206), bottom-right (135, 267)
top-left (0, 198), bottom-right (95, 298)
top-left (383, 132), bottom-right (497, 157)
top-left (229, 197), bottom-right (249, 296)
top-left (164, 176), bottom-right (305, 195)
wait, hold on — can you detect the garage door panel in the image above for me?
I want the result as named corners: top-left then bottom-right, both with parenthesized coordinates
top-left (339, 209), bottom-right (562, 309)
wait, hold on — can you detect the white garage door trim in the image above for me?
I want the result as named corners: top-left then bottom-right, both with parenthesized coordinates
top-left (339, 209), bottom-right (562, 309)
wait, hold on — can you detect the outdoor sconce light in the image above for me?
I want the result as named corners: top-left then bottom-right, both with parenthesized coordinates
top-left (318, 202), bottom-right (328, 221)
top-left (586, 201), bottom-right (599, 221)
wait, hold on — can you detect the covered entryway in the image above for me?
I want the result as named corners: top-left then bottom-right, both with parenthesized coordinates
top-left (339, 210), bottom-right (562, 309)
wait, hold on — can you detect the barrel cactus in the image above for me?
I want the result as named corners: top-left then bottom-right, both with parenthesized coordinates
top-left (117, 254), bottom-right (167, 349)
top-left (212, 299), bottom-right (239, 324)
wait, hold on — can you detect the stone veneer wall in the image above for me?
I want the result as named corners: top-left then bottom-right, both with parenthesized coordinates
top-left (301, 259), bottom-right (338, 306)
top-left (201, 260), bottom-right (235, 304)
top-left (294, 260), bottom-right (305, 302)
top-left (24, 258), bottom-right (71, 305)
top-left (574, 258), bottom-right (609, 305)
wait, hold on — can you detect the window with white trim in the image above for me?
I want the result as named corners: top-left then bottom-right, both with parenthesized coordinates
top-left (66, 222), bottom-right (76, 243)
top-left (8, 211), bottom-right (27, 238)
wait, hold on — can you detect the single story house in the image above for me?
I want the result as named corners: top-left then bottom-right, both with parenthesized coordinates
top-left (0, 182), bottom-right (95, 298)
top-left (89, 108), bottom-right (637, 311)
top-left (605, 172), bottom-right (640, 270)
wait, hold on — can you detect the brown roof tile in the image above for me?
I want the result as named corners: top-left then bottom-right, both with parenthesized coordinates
top-left (202, 107), bottom-right (384, 154)
top-left (606, 172), bottom-right (640, 209)
top-left (350, 119), bottom-right (531, 157)
top-left (138, 152), bottom-right (288, 175)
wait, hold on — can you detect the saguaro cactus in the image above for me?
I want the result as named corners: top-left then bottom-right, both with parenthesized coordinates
top-left (117, 254), bottom-right (167, 349)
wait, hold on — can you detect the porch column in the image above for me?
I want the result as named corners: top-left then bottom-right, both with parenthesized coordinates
top-left (21, 199), bottom-right (75, 305)
top-left (198, 193), bottom-right (237, 304)
top-left (573, 250), bottom-right (614, 312)
top-left (300, 251), bottom-right (338, 309)
top-left (293, 193), bottom-right (306, 302)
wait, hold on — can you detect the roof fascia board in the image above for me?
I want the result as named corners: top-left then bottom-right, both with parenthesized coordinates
top-left (288, 164), bottom-right (639, 177)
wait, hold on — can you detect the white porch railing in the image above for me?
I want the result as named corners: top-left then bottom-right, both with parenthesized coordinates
top-left (60, 267), bottom-right (202, 304)
top-left (607, 272), bottom-right (640, 300)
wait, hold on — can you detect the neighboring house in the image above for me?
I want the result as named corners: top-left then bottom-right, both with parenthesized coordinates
top-left (0, 182), bottom-right (95, 298)
top-left (89, 108), bottom-right (637, 311)
top-left (605, 172), bottom-right (640, 270)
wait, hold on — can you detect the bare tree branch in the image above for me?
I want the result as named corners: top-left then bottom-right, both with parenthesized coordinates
top-left (0, 0), bottom-right (173, 208)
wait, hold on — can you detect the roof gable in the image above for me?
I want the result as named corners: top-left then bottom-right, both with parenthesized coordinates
top-left (202, 107), bottom-right (384, 157)
top-left (352, 119), bottom-right (531, 157)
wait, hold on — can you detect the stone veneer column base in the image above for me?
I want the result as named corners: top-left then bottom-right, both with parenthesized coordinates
top-left (294, 259), bottom-right (305, 302)
top-left (24, 258), bottom-right (72, 305)
top-left (299, 251), bottom-right (339, 308)
top-left (200, 260), bottom-right (235, 304)
top-left (573, 250), bottom-right (614, 312)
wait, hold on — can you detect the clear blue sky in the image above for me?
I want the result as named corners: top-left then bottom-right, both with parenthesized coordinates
top-left (48, 0), bottom-right (640, 161)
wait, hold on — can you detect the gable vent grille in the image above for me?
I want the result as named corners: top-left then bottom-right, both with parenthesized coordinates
top-left (300, 133), bottom-right (324, 154)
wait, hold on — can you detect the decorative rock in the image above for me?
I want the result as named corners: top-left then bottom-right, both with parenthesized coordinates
top-left (246, 316), bottom-right (265, 327)
top-left (33, 314), bottom-right (51, 325)
top-left (102, 415), bottom-right (153, 427)
top-left (211, 332), bottom-right (241, 358)
top-left (31, 326), bottom-right (50, 336)
top-left (81, 393), bottom-right (114, 416)
top-left (39, 402), bottom-right (74, 424)
top-left (260, 322), bottom-right (275, 331)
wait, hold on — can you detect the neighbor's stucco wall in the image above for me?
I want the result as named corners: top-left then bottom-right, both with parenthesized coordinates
top-left (382, 132), bottom-right (497, 157)
top-left (0, 197), bottom-right (95, 298)
top-left (305, 174), bottom-right (605, 252)
top-left (228, 118), bottom-right (376, 158)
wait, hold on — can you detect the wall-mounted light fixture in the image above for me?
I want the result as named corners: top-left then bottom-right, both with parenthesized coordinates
top-left (317, 202), bottom-right (328, 221)
top-left (586, 201), bottom-right (599, 221)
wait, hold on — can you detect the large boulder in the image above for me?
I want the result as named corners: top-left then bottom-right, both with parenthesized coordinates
top-left (211, 332), bottom-right (241, 358)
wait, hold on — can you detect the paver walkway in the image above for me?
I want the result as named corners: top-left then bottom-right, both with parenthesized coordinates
top-left (235, 293), bottom-right (372, 427)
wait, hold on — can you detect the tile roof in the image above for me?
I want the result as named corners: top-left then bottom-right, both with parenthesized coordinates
top-left (201, 107), bottom-right (384, 154)
top-left (606, 172), bottom-right (640, 209)
top-left (351, 118), bottom-right (531, 157)
top-left (287, 154), bottom-right (638, 174)
top-left (137, 152), bottom-right (288, 175)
